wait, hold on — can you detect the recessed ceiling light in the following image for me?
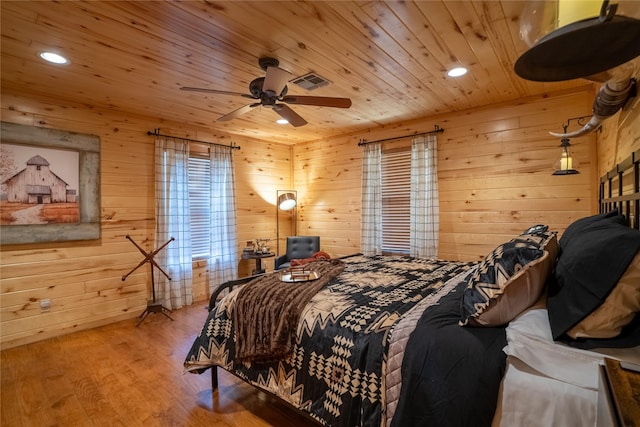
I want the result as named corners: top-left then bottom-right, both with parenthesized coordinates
top-left (276, 119), bottom-right (288, 125)
top-left (447, 67), bottom-right (467, 77)
top-left (39, 52), bottom-right (68, 64)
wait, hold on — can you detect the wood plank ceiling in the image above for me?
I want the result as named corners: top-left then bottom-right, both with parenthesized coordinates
top-left (1, 1), bottom-right (587, 145)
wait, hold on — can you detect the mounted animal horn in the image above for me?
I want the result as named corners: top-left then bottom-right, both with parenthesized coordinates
top-left (514, 0), bottom-right (640, 136)
top-left (549, 63), bottom-right (636, 138)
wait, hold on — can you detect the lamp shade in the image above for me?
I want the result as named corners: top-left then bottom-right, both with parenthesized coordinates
top-left (515, 0), bottom-right (640, 81)
top-left (278, 192), bottom-right (297, 210)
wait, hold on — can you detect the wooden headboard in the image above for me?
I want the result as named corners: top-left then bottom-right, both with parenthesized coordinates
top-left (599, 149), bottom-right (640, 231)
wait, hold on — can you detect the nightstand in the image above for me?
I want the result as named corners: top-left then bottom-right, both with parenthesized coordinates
top-left (598, 358), bottom-right (640, 427)
top-left (241, 251), bottom-right (275, 275)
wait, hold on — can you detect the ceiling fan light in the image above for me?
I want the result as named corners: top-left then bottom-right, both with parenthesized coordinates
top-left (276, 119), bottom-right (289, 125)
top-left (447, 67), bottom-right (467, 77)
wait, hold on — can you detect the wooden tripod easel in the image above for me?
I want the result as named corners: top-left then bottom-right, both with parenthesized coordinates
top-left (122, 234), bottom-right (175, 326)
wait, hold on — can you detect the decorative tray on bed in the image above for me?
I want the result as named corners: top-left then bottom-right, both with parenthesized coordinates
top-left (279, 266), bottom-right (320, 282)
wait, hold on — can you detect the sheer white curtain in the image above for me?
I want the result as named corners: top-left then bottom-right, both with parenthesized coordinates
top-left (155, 136), bottom-right (193, 310)
top-left (360, 142), bottom-right (383, 255)
top-left (207, 144), bottom-right (238, 294)
top-left (410, 134), bottom-right (439, 258)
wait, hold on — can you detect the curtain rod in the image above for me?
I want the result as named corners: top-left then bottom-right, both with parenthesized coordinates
top-left (357, 125), bottom-right (444, 146)
top-left (146, 129), bottom-right (240, 150)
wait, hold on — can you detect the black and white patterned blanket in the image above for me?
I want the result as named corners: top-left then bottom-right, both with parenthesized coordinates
top-left (184, 255), bottom-right (484, 426)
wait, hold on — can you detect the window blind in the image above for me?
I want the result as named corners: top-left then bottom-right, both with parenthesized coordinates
top-left (381, 149), bottom-right (411, 254)
top-left (188, 156), bottom-right (210, 259)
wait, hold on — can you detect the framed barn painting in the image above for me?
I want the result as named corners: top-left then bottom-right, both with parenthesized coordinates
top-left (0, 122), bottom-right (100, 244)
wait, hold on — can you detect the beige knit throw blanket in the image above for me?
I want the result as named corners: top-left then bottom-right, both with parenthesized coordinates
top-left (233, 259), bottom-right (345, 362)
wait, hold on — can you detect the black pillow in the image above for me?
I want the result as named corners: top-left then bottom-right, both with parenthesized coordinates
top-left (558, 210), bottom-right (623, 249)
top-left (548, 212), bottom-right (640, 343)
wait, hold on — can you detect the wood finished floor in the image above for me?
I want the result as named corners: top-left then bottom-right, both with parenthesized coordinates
top-left (0, 303), bottom-right (319, 427)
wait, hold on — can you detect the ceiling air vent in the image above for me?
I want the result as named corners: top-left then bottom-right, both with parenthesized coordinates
top-left (291, 73), bottom-right (331, 91)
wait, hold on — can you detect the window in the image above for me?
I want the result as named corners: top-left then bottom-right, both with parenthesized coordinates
top-left (381, 148), bottom-right (411, 254)
top-left (188, 155), bottom-right (211, 259)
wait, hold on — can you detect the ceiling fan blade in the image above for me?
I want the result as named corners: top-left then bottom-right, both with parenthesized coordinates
top-left (217, 104), bottom-right (257, 122)
top-left (273, 104), bottom-right (307, 127)
top-left (181, 87), bottom-right (254, 99)
top-left (262, 66), bottom-right (292, 96)
top-left (281, 95), bottom-right (352, 108)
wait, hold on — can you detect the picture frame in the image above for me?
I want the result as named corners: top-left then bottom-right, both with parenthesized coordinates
top-left (0, 121), bottom-right (100, 244)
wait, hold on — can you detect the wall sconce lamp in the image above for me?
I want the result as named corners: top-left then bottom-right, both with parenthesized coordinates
top-left (552, 135), bottom-right (579, 175)
top-left (276, 190), bottom-right (297, 256)
top-left (551, 115), bottom-right (592, 175)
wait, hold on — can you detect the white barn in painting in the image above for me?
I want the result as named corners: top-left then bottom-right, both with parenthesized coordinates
top-left (3, 155), bottom-right (73, 204)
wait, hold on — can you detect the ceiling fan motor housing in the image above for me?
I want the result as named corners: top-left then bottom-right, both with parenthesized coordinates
top-left (249, 78), bottom-right (263, 98)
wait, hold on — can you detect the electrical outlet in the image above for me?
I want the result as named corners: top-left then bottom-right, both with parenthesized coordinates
top-left (40, 299), bottom-right (51, 312)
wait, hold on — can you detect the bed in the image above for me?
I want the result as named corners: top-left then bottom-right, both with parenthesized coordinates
top-left (184, 149), bottom-right (640, 426)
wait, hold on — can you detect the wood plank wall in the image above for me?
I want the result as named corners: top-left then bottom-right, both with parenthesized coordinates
top-left (597, 82), bottom-right (640, 214)
top-left (598, 84), bottom-right (640, 176)
top-left (294, 87), bottom-right (600, 261)
top-left (2, 82), bottom-right (637, 349)
top-left (0, 93), bottom-right (292, 349)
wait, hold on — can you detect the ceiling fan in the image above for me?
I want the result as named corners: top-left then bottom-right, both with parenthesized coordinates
top-left (180, 57), bottom-right (352, 127)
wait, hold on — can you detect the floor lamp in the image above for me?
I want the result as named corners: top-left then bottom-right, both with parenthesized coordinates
top-left (276, 190), bottom-right (297, 256)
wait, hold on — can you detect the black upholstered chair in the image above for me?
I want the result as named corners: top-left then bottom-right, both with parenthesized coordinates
top-left (274, 236), bottom-right (320, 270)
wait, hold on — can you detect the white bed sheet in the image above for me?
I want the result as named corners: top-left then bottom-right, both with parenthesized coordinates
top-left (494, 304), bottom-right (640, 427)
